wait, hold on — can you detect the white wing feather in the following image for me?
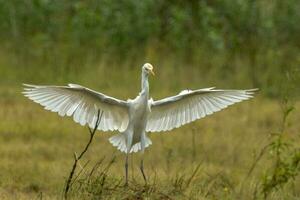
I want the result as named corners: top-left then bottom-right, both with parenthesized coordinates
top-left (23, 84), bottom-right (129, 132)
top-left (146, 88), bottom-right (257, 132)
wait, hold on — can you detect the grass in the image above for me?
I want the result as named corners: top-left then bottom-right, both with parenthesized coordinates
top-left (1, 1), bottom-right (299, 197)
top-left (0, 80), bottom-right (299, 199)
top-left (0, 50), bottom-right (299, 199)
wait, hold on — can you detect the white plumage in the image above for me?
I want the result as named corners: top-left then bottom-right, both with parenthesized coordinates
top-left (23, 83), bottom-right (129, 132)
top-left (23, 63), bottom-right (257, 184)
top-left (147, 88), bottom-right (256, 132)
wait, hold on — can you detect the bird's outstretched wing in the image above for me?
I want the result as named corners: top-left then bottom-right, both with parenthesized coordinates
top-left (23, 84), bottom-right (129, 132)
top-left (146, 88), bottom-right (257, 132)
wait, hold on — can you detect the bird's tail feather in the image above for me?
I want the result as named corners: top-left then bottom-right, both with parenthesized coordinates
top-left (109, 133), bottom-right (152, 153)
top-left (109, 133), bottom-right (127, 153)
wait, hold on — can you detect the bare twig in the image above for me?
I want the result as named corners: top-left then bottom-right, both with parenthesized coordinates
top-left (64, 110), bottom-right (103, 199)
top-left (70, 160), bottom-right (91, 188)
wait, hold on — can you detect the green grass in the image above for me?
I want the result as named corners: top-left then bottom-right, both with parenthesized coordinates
top-left (0, 81), bottom-right (299, 199)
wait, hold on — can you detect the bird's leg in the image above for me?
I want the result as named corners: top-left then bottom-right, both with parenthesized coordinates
top-left (140, 158), bottom-right (147, 184)
top-left (125, 153), bottom-right (129, 186)
top-left (140, 134), bottom-right (147, 184)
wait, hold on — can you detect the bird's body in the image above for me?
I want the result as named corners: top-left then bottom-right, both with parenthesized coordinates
top-left (129, 94), bottom-right (149, 147)
top-left (118, 85), bottom-right (151, 153)
top-left (108, 67), bottom-right (153, 154)
top-left (23, 63), bottom-right (257, 184)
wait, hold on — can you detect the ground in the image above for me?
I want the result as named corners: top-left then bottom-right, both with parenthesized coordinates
top-left (0, 86), bottom-right (299, 199)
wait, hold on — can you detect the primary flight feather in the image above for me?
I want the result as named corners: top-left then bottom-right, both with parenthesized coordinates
top-left (23, 63), bottom-right (257, 184)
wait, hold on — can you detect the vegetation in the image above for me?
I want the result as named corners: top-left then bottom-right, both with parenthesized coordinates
top-left (1, 94), bottom-right (299, 199)
top-left (1, 0), bottom-right (299, 96)
top-left (0, 0), bottom-right (299, 199)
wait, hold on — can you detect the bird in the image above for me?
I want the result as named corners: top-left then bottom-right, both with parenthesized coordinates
top-left (23, 63), bottom-right (257, 185)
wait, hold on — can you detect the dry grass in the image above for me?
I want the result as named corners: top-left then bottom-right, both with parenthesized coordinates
top-left (0, 83), bottom-right (299, 199)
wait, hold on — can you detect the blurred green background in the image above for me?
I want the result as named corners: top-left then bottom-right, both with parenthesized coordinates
top-left (0, 1), bottom-right (299, 199)
top-left (0, 0), bottom-right (299, 96)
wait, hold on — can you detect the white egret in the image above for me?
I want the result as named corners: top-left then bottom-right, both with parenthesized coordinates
top-left (23, 63), bottom-right (257, 184)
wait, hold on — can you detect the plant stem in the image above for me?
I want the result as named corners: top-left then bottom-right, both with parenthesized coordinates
top-left (63, 110), bottom-right (103, 199)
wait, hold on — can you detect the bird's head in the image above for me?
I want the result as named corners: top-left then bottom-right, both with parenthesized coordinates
top-left (142, 63), bottom-right (155, 76)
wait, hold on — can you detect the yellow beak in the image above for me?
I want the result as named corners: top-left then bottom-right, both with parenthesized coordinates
top-left (150, 69), bottom-right (155, 76)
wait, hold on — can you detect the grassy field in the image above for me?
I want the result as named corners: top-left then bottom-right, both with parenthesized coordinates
top-left (0, 1), bottom-right (299, 199)
top-left (0, 62), bottom-right (299, 199)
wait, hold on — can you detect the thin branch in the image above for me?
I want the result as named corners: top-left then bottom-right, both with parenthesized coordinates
top-left (64, 110), bottom-right (103, 199)
top-left (70, 160), bottom-right (91, 188)
top-left (78, 110), bottom-right (103, 160)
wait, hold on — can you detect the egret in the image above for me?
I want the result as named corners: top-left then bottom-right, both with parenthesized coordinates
top-left (23, 63), bottom-right (257, 184)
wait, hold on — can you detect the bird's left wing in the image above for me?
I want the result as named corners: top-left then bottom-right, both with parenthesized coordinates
top-left (146, 88), bottom-right (257, 132)
top-left (23, 84), bottom-right (129, 132)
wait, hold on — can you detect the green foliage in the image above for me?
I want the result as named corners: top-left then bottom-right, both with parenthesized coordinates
top-left (0, 0), bottom-right (299, 98)
top-left (261, 103), bottom-right (300, 199)
top-left (262, 134), bottom-right (300, 199)
top-left (1, 0), bottom-right (299, 51)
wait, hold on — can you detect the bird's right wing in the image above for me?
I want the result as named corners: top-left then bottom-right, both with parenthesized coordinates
top-left (23, 84), bottom-right (129, 132)
top-left (146, 88), bottom-right (257, 132)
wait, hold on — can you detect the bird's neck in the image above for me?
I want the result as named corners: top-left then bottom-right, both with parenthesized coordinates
top-left (141, 71), bottom-right (149, 97)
